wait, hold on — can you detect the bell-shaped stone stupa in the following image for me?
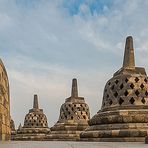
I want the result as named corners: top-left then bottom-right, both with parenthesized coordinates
top-left (81, 36), bottom-right (148, 142)
top-left (46, 78), bottom-right (90, 141)
top-left (12, 95), bottom-right (50, 140)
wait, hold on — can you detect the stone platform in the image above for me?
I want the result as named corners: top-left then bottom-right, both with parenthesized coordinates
top-left (0, 141), bottom-right (148, 148)
top-left (46, 121), bottom-right (88, 141)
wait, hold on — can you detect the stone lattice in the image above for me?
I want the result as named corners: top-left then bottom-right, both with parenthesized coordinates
top-left (59, 103), bottom-right (89, 121)
top-left (80, 36), bottom-right (148, 142)
top-left (12, 95), bottom-right (50, 140)
top-left (46, 78), bottom-right (90, 141)
top-left (24, 111), bottom-right (48, 128)
top-left (0, 59), bottom-right (10, 140)
top-left (102, 75), bottom-right (148, 109)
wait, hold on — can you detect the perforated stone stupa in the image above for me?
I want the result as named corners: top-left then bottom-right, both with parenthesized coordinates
top-left (0, 59), bottom-right (10, 140)
top-left (80, 36), bottom-right (148, 142)
top-left (12, 94), bottom-right (50, 140)
top-left (46, 78), bottom-right (90, 141)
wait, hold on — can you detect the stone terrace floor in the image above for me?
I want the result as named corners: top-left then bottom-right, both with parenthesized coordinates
top-left (0, 141), bottom-right (148, 148)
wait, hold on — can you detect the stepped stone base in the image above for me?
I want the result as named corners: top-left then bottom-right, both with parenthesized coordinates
top-left (12, 127), bottom-right (50, 141)
top-left (81, 137), bottom-right (145, 142)
top-left (46, 121), bottom-right (88, 141)
top-left (80, 109), bottom-right (148, 142)
top-left (12, 134), bottom-right (47, 141)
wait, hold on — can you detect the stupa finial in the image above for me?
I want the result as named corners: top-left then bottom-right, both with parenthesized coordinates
top-left (123, 36), bottom-right (135, 69)
top-left (71, 78), bottom-right (78, 97)
top-left (33, 94), bottom-right (39, 109)
top-left (18, 123), bottom-right (22, 130)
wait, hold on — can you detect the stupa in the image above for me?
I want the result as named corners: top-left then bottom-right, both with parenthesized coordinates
top-left (12, 94), bottom-right (50, 140)
top-left (0, 59), bottom-right (11, 140)
top-left (10, 118), bottom-right (16, 138)
top-left (46, 78), bottom-right (90, 141)
top-left (80, 36), bottom-right (148, 142)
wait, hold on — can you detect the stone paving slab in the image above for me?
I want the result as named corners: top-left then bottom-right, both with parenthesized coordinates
top-left (0, 142), bottom-right (148, 148)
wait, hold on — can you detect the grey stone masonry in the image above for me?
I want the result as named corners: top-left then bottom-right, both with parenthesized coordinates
top-left (12, 95), bottom-right (50, 141)
top-left (46, 78), bottom-right (90, 141)
top-left (80, 36), bottom-right (148, 142)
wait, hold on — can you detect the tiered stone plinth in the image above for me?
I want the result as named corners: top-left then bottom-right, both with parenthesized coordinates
top-left (80, 36), bottom-right (148, 142)
top-left (46, 79), bottom-right (90, 141)
top-left (0, 59), bottom-right (11, 141)
top-left (12, 95), bottom-right (50, 141)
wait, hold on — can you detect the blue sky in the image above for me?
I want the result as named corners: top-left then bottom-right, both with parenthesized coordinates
top-left (0, 0), bottom-right (148, 127)
top-left (62, 0), bottom-right (113, 15)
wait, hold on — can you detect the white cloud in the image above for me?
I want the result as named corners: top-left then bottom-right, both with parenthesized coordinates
top-left (9, 59), bottom-right (107, 126)
top-left (0, 0), bottom-right (148, 128)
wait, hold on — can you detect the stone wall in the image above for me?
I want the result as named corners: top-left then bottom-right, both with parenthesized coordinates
top-left (0, 59), bottom-right (10, 140)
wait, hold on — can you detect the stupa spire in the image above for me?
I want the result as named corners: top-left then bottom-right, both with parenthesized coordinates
top-left (71, 78), bottom-right (78, 97)
top-left (123, 36), bottom-right (135, 69)
top-left (18, 123), bottom-right (22, 130)
top-left (33, 94), bottom-right (39, 109)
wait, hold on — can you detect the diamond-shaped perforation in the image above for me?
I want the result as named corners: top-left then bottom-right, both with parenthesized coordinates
top-left (124, 90), bottom-right (129, 96)
top-left (125, 78), bottom-right (129, 83)
top-left (115, 80), bottom-right (119, 84)
top-left (135, 90), bottom-right (140, 96)
top-left (119, 97), bottom-right (124, 105)
top-left (108, 82), bottom-right (111, 86)
top-left (135, 77), bottom-right (139, 83)
top-left (144, 78), bottom-right (147, 83)
top-left (141, 98), bottom-right (146, 104)
top-left (130, 83), bottom-right (134, 89)
top-left (111, 85), bottom-right (114, 90)
top-left (114, 92), bottom-right (118, 98)
top-left (130, 97), bottom-right (135, 104)
top-left (106, 94), bottom-right (109, 98)
top-left (109, 100), bottom-right (113, 105)
top-left (83, 115), bottom-right (86, 119)
top-left (140, 84), bottom-right (144, 89)
top-left (120, 84), bottom-right (124, 89)
top-left (145, 91), bottom-right (148, 96)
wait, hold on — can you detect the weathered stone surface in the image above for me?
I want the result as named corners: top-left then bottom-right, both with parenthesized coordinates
top-left (80, 36), bottom-right (148, 142)
top-left (10, 118), bottom-right (16, 136)
top-left (12, 95), bottom-right (50, 141)
top-left (145, 136), bottom-right (148, 144)
top-left (2, 141), bottom-right (148, 148)
top-left (0, 59), bottom-right (10, 141)
top-left (123, 36), bottom-right (135, 69)
top-left (46, 79), bottom-right (90, 141)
